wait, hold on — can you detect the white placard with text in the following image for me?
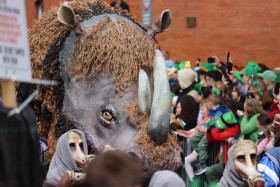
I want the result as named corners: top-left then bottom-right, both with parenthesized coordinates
top-left (0, 0), bottom-right (32, 81)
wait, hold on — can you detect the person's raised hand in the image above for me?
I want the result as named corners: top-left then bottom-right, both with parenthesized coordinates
top-left (227, 137), bottom-right (235, 145)
top-left (227, 70), bottom-right (237, 82)
top-left (237, 110), bottom-right (244, 117)
top-left (212, 56), bottom-right (221, 68)
top-left (195, 60), bottom-right (201, 67)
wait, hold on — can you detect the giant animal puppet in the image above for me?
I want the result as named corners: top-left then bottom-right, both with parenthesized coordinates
top-left (25, 0), bottom-right (182, 171)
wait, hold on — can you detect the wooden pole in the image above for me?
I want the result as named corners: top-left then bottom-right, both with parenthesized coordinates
top-left (0, 79), bottom-right (17, 109)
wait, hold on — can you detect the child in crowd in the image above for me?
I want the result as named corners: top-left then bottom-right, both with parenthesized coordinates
top-left (184, 101), bottom-right (208, 181)
top-left (170, 95), bottom-right (199, 131)
top-left (227, 85), bottom-right (245, 113)
top-left (176, 101), bottom-right (207, 138)
top-left (193, 94), bottom-right (228, 175)
top-left (232, 87), bottom-right (241, 102)
top-left (250, 76), bottom-right (273, 111)
top-left (257, 113), bottom-right (273, 157)
top-left (205, 111), bottom-right (240, 184)
top-left (238, 98), bottom-right (264, 142)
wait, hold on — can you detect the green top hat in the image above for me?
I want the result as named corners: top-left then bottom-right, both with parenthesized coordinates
top-left (240, 67), bottom-right (257, 78)
top-left (245, 62), bottom-right (261, 73)
top-left (198, 63), bottom-right (214, 73)
top-left (215, 111), bottom-right (237, 130)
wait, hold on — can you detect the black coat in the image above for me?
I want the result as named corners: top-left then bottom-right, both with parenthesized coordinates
top-left (0, 105), bottom-right (42, 187)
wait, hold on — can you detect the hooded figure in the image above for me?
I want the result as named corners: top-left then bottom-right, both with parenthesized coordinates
top-left (177, 68), bottom-right (199, 103)
top-left (43, 130), bottom-right (88, 187)
top-left (218, 146), bottom-right (248, 187)
top-left (148, 170), bottom-right (185, 187)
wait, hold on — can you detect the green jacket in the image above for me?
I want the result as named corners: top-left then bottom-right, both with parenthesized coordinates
top-left (240, 114), bottom-right (260, 142)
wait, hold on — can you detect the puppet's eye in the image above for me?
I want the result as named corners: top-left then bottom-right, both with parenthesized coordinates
top-left (250, 154), bottom-right (257, 160)
top-left (69, 143), bottom-right (75, 148)
top-left (99, 106), bottom-right (118, 128)
top-left (237, 155), bottom-right (245, 162)
top-left (79, 143), bottom-right (84, 152)
top-left (102, 111), bottom-right (113, 121)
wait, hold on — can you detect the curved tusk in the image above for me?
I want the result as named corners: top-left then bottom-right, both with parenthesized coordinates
top-left (138, 69), bottom-right (152, 114)
top-left (148, 49), bottom-right (171, 144)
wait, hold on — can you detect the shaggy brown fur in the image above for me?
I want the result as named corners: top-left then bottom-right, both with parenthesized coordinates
top-left (125, 101), bottom-right (181, 160)
top-left (28, 0), bottom-right (158, 162)
top-left (70, 17), bottom-right (156, 94)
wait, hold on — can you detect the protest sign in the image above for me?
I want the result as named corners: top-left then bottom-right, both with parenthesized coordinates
top-left (0, 0), bottom-right (32, 82)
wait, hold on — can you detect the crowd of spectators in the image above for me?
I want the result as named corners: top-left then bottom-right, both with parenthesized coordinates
top-left (167, 50), bottom-right (280, 186)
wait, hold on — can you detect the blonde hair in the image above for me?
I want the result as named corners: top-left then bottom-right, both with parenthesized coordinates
top-left (206, 94), bottom-right (222, 106)
top-left (245, 98), bottom-right (264, 120)
top-left (201, 100), bottom-right (208, 107)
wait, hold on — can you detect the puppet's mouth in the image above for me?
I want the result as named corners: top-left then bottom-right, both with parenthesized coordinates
top-left (142, 150), bottom-right (183, 171)
top-left (75, 155), bottom-right (96, 172)
top-left (88, 144), bottom-right (183, 171)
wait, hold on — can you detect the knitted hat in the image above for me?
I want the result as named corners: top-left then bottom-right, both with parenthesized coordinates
top-left (198, 63), bottom-right (214, 73)
top-left (215, 111), bottom-right (237, 130)
top-left (234, 71), bottom-right (243, 83)
top-left (258, 70), bottom-right (277, 83)
top-left (245, 62), bottom-right (261, 73)
top-left (240, 67), bottom-right (257, 78)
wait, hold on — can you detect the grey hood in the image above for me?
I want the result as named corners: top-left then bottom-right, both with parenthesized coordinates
top-left (218, 146), bottom-right (248, 187)
top-left (148, 170), bottom-right (185, 187)
top-left (43, 129), bottom-right (88, 187)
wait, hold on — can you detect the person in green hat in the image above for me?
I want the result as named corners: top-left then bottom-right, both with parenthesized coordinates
top-left (215, 111), bottom-right (238, 130)
top-left (196, 63), bottom-right (213, 86)
top-left (244, 62), bottom-right (262, 73)
top-left (258, 70), bottom-right (277, 97)
top-left (228, 67), bottom-right (256, 97)
top-left (205, 111), bottom-right (240, 184)
top-left (240, 66), bottom-right (257, 85)
top-left (237, 62), bottom-right (260, 87)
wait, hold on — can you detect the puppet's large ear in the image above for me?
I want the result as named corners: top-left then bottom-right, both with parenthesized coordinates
top-left (58, 2), bottom-right (84, 34)
top-left (147, 10), bottom-right (172, 36)
top-left (58, 3), bottom-right (75, 27)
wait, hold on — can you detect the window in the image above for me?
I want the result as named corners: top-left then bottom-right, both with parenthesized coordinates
top-left (36, 0), bottom-right (43, 19)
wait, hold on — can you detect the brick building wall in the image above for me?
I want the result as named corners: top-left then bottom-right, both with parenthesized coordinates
top-left (25, 0), bottom-right (280, 68)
